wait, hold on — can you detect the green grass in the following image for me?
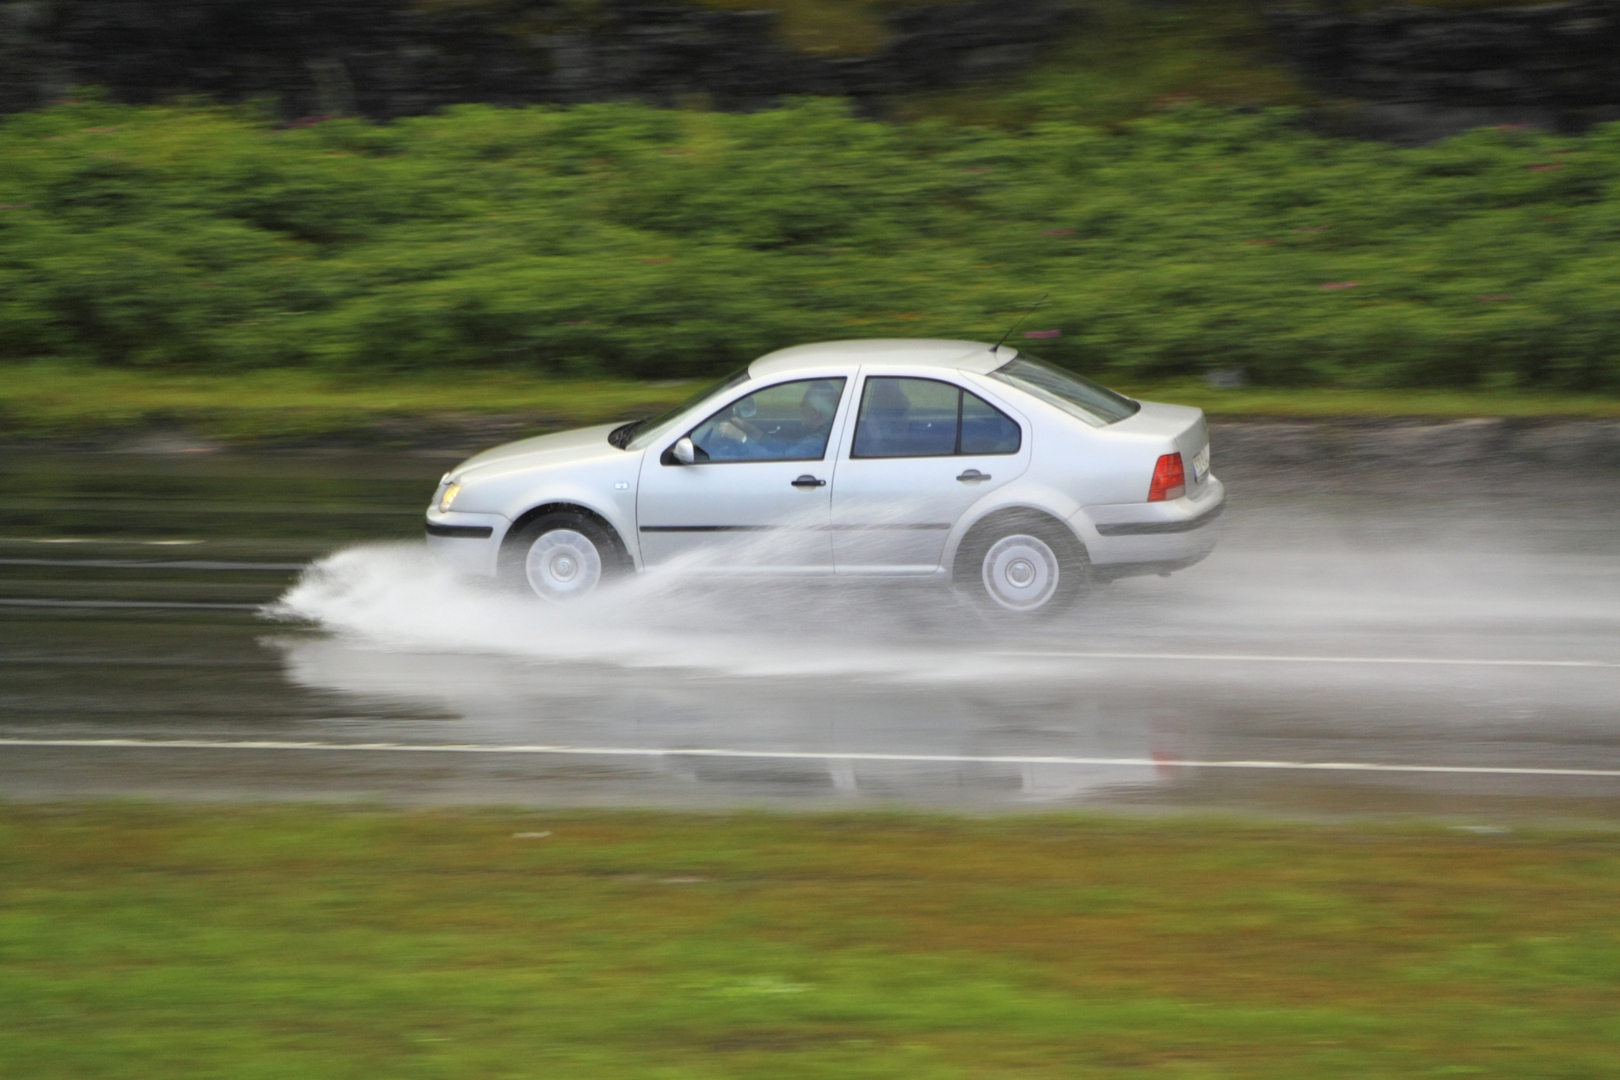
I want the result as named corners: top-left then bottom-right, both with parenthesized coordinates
top-left (0, 364), bottom-right (700, 442)
top-left (1111, 380), bottom-right (1620, 420)
top-left (3, 364), bottom-right (1618, 444)
top-left (1, 805), bottom-right (1617, 1078)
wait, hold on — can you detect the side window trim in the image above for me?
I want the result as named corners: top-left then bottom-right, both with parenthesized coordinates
top-left (850, 375), bottom-right (1021, 460)
top-left (953, 385), bottom-right (964, 456)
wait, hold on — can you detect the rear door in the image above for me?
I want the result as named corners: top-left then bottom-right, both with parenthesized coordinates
top-left (636, 376), bottom-right (850, 573)
top-left (830, 374), bottom-right (1029, 575)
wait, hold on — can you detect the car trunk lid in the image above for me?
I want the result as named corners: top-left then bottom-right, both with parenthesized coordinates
top-left (1113, 400), bottom-right (1212, 495)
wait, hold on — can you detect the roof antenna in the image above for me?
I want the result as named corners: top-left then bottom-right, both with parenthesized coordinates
top-left (991, 293), bottom-right (1050, 354)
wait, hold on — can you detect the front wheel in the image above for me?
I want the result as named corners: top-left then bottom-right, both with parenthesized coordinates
top-left (956, 514), bottom-right (1087, 617)
top-left (500, 511), bottom-right (628, 601)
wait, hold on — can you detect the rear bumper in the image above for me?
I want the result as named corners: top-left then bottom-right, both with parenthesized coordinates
top-left (1071, 476), bottom-right (1225, 573)
top-left (1095, 499), bottom-right (1223, 536)
top-left (424, 509), bottom-right (508, 577)
top-left (1093, 552), bottom-right (1213, 582)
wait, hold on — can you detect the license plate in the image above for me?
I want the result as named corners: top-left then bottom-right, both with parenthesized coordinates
top-left (1191, 443), bottom-right (1210, 483)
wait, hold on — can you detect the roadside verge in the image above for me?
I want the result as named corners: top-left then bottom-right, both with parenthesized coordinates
top-left (4, 366), bottom-right (1620, 462)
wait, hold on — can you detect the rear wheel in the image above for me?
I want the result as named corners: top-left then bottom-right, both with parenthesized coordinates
top-left (956, 513), bottom-right (1087, 616)
top-left (500, 511), bottom-right (629, 601)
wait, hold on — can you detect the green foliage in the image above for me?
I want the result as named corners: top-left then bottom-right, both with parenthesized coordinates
top-left (3, 97), bottom-right (1620, 389)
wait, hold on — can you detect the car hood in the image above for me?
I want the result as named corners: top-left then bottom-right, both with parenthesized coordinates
top-left (452, 423), bottom-right (628, 482)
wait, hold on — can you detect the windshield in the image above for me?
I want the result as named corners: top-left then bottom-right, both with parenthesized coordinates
top-left (986, 353), bottom-right (1139, 427)
top-left (612, 367), bottom-right (752, 450)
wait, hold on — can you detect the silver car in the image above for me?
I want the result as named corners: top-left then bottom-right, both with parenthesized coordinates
top-left (425, 339), bottom-right (1223, 615)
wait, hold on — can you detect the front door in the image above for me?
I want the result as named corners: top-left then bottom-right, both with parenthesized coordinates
top-left (636, 376), bottom-right (849, 573)
top-left (831, 375), bottom-right (1029, 574)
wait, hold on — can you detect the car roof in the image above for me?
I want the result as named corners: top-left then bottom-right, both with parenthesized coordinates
top-left (748, 339), bottom-right (1017, 380)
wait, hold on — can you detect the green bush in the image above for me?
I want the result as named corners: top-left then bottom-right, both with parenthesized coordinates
top-left (2, 97), bottom-right (1618, 389)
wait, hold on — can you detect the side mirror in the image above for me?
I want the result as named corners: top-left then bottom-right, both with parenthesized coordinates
top-left (671, 437), bottom-right (696, 465)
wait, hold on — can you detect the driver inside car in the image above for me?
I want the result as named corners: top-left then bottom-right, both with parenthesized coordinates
top-left (706, 381), bottom-right (841, 460)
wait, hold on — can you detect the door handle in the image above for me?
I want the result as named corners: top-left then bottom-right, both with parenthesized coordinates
top-left (791, 475), bottom-right (827, 489)
top-left (956, 469), bottom-right (991, 482)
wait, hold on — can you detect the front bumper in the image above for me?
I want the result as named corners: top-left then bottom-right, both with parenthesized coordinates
top-left (423, 508), bottom-right (509, 577)
top-left (1071, 476), bottom-right (1225, 575)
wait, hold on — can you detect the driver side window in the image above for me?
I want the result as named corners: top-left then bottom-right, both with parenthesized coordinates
top-left (686, 378), bottom-right (847, 463)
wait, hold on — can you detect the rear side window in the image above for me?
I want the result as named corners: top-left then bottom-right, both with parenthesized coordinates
top-left (852, 377), bottom-right (1021, 458)
top-left (961, 391), bottom-right (1021, 454)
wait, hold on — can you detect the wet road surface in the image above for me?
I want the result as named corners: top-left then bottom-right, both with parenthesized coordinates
top-left (2, 448), bottom-right (1619, 818)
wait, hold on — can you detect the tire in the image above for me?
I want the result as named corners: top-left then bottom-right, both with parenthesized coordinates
top-left (499, 511), bottom-right (629, 602)
top-left (955, 512), bottom-right (1088, 617)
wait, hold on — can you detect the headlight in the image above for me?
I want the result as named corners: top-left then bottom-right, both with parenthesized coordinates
top-left (439, 483), bottom-right (461, 512)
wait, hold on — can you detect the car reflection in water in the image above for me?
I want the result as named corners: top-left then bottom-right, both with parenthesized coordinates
top-left (271, 636), bottom-right (1197, 808)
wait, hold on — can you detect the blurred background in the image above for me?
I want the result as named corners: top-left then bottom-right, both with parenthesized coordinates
top-left (3, 0), bottom-right (1620, 427)
top-left (3, 5), bottom-right (1619, 1076)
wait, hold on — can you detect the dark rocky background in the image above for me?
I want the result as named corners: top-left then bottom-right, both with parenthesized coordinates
top-left (0, 0), bottom-right (1082, 120)
top-left (2, 1), bottom-right (1619, 134)
top-left (1271, 0), bottom-right (1620, 141)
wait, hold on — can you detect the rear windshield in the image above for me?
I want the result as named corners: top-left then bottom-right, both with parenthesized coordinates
top-left (986, 354), bottom-right (1139, 427)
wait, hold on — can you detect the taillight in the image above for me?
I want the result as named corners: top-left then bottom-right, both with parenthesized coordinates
top-left (1147, 453), bottom-right (1186, 502)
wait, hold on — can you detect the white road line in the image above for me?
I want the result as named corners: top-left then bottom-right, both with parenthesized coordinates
top-left (996, 651), bottom-right (1620, 670)
top-left (3, 539), bottom-right (204, 546)
top-left (0, 599), bottom-right (263, 611)
top-left (0, 558), bottom-right (306, 571)
top-left (1, 738), bottom-right (1617, 778)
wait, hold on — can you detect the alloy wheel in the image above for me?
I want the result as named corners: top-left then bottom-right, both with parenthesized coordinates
top-left (524, 528), bottom-right (603, 601)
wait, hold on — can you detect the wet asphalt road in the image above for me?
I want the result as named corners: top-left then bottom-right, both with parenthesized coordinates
top-left (2, 446), bottom-right (1618, 818)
